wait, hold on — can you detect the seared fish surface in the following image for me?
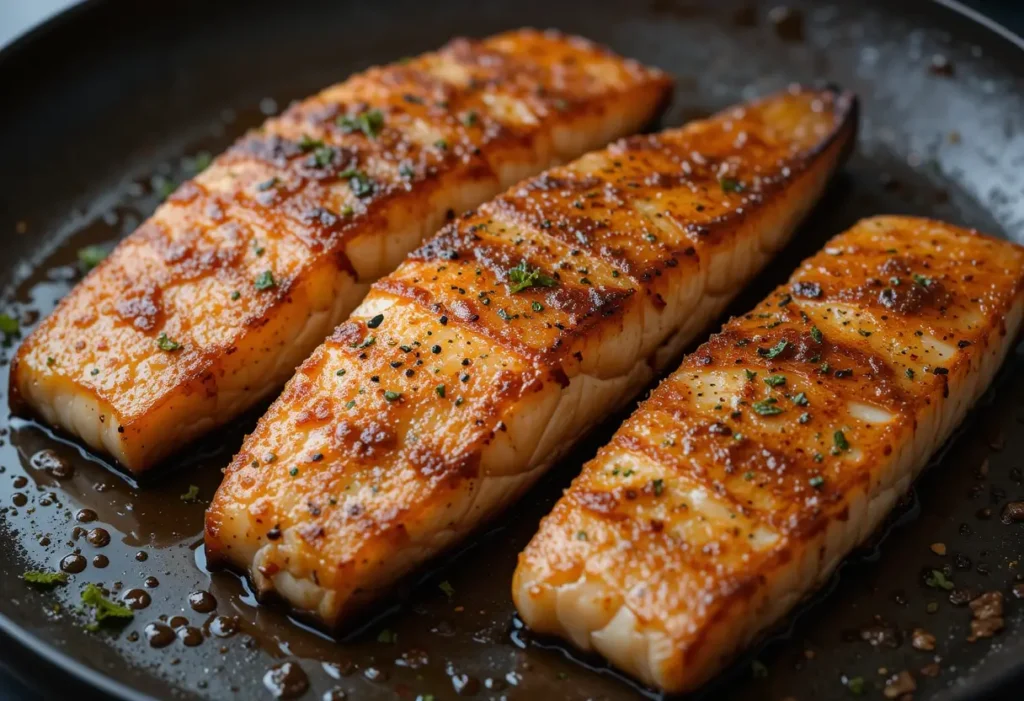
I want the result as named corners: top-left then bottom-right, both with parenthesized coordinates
top-left (205, 87), bottom-right (857, 627)
top-left (10, 29), bottom-right (671, 473)
top-left (514, 216), bottom-right (1024, 693)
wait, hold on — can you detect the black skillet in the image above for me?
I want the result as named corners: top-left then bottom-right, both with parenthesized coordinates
top-left (2, 1), bottom-right (1024, 699)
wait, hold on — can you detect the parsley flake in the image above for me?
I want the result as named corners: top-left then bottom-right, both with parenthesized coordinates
top-left (180, 485), bottom-right (200, 502)
top-left (80, 583), bottom-right (134, 631)
top-left (156, 332), bottom-right (181, 352)
top-left (752, 398), bottom-right (783, 416)
top-left (757, 340), bottom-right (788, 359)
top-left (507, 260), bottom-right (558, 294)
top-left (337, 108), bottom-right (385, 138)
top-left (77, 245), bottom-right (109, 272)
top-left (254, 270), bottom-right (276, 290)
top-left (23, 571), bottom-right (68, 588)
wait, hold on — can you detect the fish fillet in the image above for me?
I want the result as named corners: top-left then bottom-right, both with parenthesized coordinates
top-left (513, 216), bottom-right (1024, 693)
top-left (204, 86), bottom-right (857, 627)
top-left (9, 29), bottom-right (671, 473)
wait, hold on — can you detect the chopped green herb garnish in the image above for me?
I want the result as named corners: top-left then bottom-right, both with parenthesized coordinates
top-left (254, 270), bottom-right (276, 290)
top-left (338, 168), bottom-right (376, 198)
top-left (757, 340), bottom-right (788, 359)
top-left (752, 398), bottom-right (783, 416)
top-left (461, 110), bottom-right (479, 126)
top-left (507, 260), bottom-right (558, 294)
top-left (531, 301), bottom-right (544, 312)
top-left (435, 384), bottom-right (445, 398)
top-left (156, 332), bottom-right (181, 352)
top-left (810, 326), bottom-right (823, 343)
top-left (434, 139), bottom-right (448, 150)
top-left (799, 412), bottom-right (811, 424)
top-left (337, 108), bottom-right (385, 138)
top-left (575, 530), bottom-right (588, 541)
top-left (311, 145), bottom-right (336, 168)
top-left (847, 676), bottom-right (865, 695)
top-left (857, 329), bottom-right (872, 337)
top-left (439, 580), bottom-right (455, 599)
top-left (366, 313), bottom-right (384, 329)
top-left (23, 571), bottom-right (68, 588)
top-left (751, 660), bottom-right (768, 678)
top-left (399, 162), bottom-right (415, 179)
top-left (289, 467), bottom-right (299, 477)
top-left (809, 475), bottom-right (825, 489)
top-left (230, 290), bottom-right (241, 301)
top-left (925, 569), bottom-right (954, 591)
top-left (792, 392), bottom-right (808, 406)
top-left (46, 356), bottom-right (56, 367)
top-left (651, 479), bottom-right (665, 496)
top-left (191, 151), bottom-right (213, 173)
top-left (912, 273), bottom-right (933, 287)
top-left (384, 390), bottom-right (402, 402)
top-left (745, 369), bottom-right (757, 382)
top-left (763, 374), bottom-right (786, 387)
top-left (833, 430), bottom-right (850, 452)
top-left (345, 400), bottom-right (356, 409)
top-left (180, 485), bottom-right (200, 502)
top-left (376, 628), bottom-right (397, 644)
top-left (905, 368), bottom-right (915, 380)
top-left (77, 245), bottom-right (109, 272)
top-left (0, 313), bottom-right (19, 336)
top-left (80, 583), bottom-right (134, 631)
top-left (719, 176), bottom-right (744, 193)
top-left (297, 134), bottom-right (324, 151)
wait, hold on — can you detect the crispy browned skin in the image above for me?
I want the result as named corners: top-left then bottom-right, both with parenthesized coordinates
top-left (10, 29), bottom-right (671, 473)
top-left (513, 216), bottom-right (1024, 693)
top-left (205, 87), bottom-right (857, 628)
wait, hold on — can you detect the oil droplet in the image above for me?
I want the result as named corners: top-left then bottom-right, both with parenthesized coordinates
top-left (135, 551), bottom-right (148, 562)
top-left (92, 555), bottom-right (109, 568)
top-left (75, 509), bottom-right (98, 523)
top-left (188, 589), bottom-right (217, 613)
top-left (209, 615), bottom-right (239, 638)
top-left (60, 554), bottom-right (87, 573)
top-left (323, 689), bottom-right (347, 701)
top-left (12, 493), bottom-right (27, 507)
top-left (169, 616), bottom-right (189, 630)
top-left (122, 589), bottom-right (151, 610)
top-left (145, 622), bottom-right (176, 648)
top-left (144, 576), bottom-right (159, 588)
top-left (178, 626), bottom-right (204, 647)
top-left (86, 528), bottom-right (111, 547)
top-left (363, 666), bottom-right (387, 682)
top-left (263, 661), bottom-right (309, 700)
top-left (451, 673), bottom-right (480, 695)
top-left (12, 475), bottom-right (27, 488)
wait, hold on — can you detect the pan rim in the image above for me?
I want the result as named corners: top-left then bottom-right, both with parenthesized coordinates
top-left (0, 1), bottom-right (1021, 700)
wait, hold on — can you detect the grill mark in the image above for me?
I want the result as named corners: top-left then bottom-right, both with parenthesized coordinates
top-left (403, 224), bottom-right (636, 357)
top-left (372, 277), bottom-right (546, 365)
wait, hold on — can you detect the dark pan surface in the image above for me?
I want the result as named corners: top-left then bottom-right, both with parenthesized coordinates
top-left (1, 1), bottom-right (1024, 699)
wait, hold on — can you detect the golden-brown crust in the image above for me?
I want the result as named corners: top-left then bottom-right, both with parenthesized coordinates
top-left (205, 86), bottom-right (857, 628)
top-left (11, 29), bottom-right (672, 472)
top-left (514, 216), bottom-right (1024, 693)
